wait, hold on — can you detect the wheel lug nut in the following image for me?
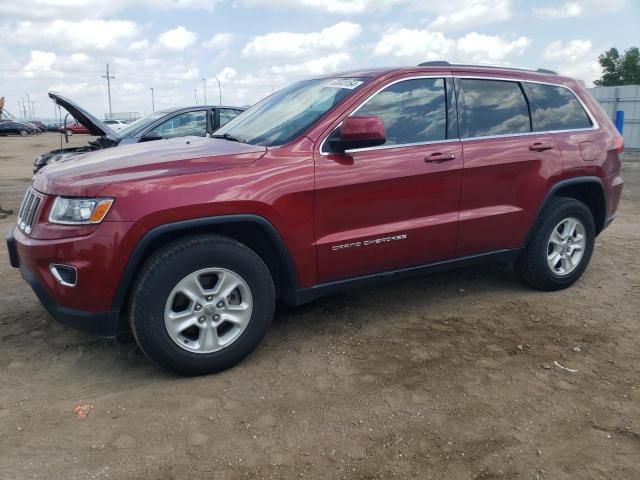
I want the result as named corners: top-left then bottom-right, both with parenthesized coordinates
top-left (217, 301), bottom-right (224, 308)
top-left (195, 304), bottom-right (202, 311)
top-left (206, 296), bottom-right (213, 302)
top-left (198, 316), bottom-right (205, 323)
top-left (214, 314), bottom-right (220, 320)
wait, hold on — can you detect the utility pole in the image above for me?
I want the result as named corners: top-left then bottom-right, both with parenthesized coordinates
top-left (202, 78), bottom-right (207, 105)
top-left (150, 87), bottom-right (155, 112)
top-left (101, 63), bottom-right (115, 117)
top-left (214, 75), bottom-right (222, 105)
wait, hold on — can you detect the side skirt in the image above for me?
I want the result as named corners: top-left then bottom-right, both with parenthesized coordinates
top-left (291, 249), bottom-right (521, 305)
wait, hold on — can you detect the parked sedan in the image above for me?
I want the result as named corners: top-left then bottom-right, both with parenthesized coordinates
top-left (34, 92), bottom-right (246, 172)
top-left (0, 120), bottom-right (39, 136)
top-left (59, 121), bottom-right (90, 135)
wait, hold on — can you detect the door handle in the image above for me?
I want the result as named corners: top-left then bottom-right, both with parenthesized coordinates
top-left (529, 142), bottom-right (554, 152)
top-left (425, 152), bottom-right (456, 163)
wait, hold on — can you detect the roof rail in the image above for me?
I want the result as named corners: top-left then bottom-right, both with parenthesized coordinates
top-left (418, 61), bottom-right (451, 67)
top-left (417, 61), bottom-right (558, 75)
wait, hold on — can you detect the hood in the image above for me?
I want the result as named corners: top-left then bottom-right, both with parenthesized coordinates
top-left (32, 136), bottom-right (267, 196)
top-left (49, 91), bottom-right (118, 138)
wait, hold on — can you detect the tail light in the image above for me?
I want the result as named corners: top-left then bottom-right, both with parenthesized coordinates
top-left (614, 136), bottom-right (624, 154)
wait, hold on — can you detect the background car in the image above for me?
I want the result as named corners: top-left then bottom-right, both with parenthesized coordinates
top-left (0, 120), bottom-right (39, 136)
top-left (35, 92), bottom-right (246, 172)
top-left (103, 119), bottom-right (128, 131)
top-left (59, 121), bottom-right (89, 135)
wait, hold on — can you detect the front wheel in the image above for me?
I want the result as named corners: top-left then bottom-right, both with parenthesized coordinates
top-left (516, 197), bottom-right (595, 291)
top-left (129, 235), bottom-right (275, 375)
top-left (20, 130), bottom-right (28, 137)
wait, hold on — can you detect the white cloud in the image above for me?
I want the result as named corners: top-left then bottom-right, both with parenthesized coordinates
top-left (270, 53), bottom-right (351, 76)
top-left (457, 33), bottom-right (530, 62)
top-left (238, 0), bottom-right (401, 13)
top-left (374, 29), bottom-right (454, 59)
top-left (0, 0), bottom-right (222, 20)
top-left (243, 22), bottom-right (362, 58)
top-left (217, 67), bottom-right (237, 82)
top-left (425, 0), bottom-right (512, 31)
top-left (158, 26), bottom-right (198, 50)
top-left (203, 33), bottom-right (234, 49)
top-left (374, 29), bottom-right (529, 64)
top-left (534, 0), bottom-right (626, 18)
top-left (23, 50), bottom-right (56, 76)
top-left (3, 20), bottom-right (140, 51)
top-left (542, 39), bottom-right (601, 84)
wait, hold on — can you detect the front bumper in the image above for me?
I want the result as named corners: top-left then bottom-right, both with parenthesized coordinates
top-left (6, 225), bottom-right (140, 338)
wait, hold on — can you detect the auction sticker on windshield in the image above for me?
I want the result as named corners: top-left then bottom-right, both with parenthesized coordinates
top-left (324, 79), bottom-right (364, 89)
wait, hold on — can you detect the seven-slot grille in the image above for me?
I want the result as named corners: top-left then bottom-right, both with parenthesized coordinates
top-left (17, 188), bottom-right (43, 234)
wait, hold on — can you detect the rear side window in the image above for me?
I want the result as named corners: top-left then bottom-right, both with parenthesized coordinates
top-left (355, 78), bottom-right (448, 146)
top-left (526, 83), bottom-right (592, 131)
top-left (457, 79), bottom-right (530, 138)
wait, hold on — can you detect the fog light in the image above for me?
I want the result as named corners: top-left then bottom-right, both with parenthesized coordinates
top-left (49, 264), bottom-right (77, 287)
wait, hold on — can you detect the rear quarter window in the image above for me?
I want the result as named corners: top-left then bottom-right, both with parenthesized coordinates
top-left (525, 83), bottom-right (592, 131)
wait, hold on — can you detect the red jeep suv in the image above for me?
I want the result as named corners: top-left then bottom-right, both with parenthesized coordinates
top-left (7, 63), bottom-right (624, 375)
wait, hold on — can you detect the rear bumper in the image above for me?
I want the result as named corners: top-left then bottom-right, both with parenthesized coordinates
top-left (6, 228), bottom-right (122, 338)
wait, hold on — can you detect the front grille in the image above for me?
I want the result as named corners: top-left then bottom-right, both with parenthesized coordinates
top-left (17, 188), bottom-right (43, 235)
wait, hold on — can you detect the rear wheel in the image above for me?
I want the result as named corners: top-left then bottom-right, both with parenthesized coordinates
top-left (516, 197), bottom-right (595, 290)
top-left (19, 130), bottom-right (28, 137)
top-left (129, 235), bottom-right (275, 375)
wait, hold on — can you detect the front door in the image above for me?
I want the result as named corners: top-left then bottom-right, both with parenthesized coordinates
top-left (314, 76), bottom-right (463, 283)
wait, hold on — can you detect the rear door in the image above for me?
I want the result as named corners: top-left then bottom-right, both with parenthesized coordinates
top-left (314, 76), bottom-right (463, 282)
top-left (455, 76), bottom-right (564, 256)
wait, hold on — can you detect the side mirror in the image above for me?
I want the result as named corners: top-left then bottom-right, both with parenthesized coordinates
top-left (329, 115), bottom-right (386, 153)
top-left (140, 131), bottom-right (163, 142)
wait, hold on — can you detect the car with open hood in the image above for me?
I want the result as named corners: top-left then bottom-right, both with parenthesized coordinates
top-left (34, 92), bottom-right (245, 172)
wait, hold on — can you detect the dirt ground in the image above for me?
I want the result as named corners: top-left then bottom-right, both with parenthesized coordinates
top-left (1, 134), bottom-right (639, 480)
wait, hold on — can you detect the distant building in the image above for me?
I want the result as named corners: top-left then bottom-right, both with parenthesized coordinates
top-left (590, 85), bottom-right (640, 150)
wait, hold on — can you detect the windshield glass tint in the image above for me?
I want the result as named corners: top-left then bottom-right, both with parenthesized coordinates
top-left (215, 78), bottom-right (369, 146)
top-left (117, 111), bottom-right (169, 138)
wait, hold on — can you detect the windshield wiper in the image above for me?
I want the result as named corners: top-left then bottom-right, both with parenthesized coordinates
top-left (212, 133), bottom-right (246, 143)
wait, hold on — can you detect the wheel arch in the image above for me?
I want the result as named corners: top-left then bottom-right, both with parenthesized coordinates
top-left (524, 176), bottom-right (607, 247)
top-left (112, 215), bottom-right (300, 319)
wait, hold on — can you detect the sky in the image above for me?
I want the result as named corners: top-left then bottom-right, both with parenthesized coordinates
top-left (0, 0), bottom-right (638, 120)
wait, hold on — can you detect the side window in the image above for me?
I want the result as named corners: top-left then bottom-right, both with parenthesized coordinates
top-left (219, 108), bottom-right (241, 127)
top-left (457, 79), bottom-right (530, 138)
top-left (150, 111), bottom-right (207, 139)
top-left (354, 78), bottom-right (448, 146)
top-left (526, 83), bottom-right (592, 131)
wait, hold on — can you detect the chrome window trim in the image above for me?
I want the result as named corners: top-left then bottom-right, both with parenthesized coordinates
top-left (455, 75), bottom-right (599, 134)
top-left (318, 74), bottom-right (599, 155)
top-left (319, 75), bottom-right (451, 155)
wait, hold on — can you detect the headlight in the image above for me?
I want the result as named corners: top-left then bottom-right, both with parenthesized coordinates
top-left (49, 197), bottom-right (114, 225)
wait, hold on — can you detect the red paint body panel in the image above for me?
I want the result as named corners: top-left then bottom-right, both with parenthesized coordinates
top-left (315, 142), bottom-right (462, 282)
top-left (10, 66), bottom-right (624, 319)
top-left (457, 134), bottom-right (564, 255)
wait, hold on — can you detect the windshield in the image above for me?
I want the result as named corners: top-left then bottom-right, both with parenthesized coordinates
top-left (215, 77), bottom-right (369, 147)
top-left (117, 111), bottom-right (169, 138)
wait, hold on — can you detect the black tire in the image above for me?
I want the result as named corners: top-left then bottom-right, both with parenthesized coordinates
top-left (516, 196), bottom-right (595, 291)
top-left (129, 235), bottom-right (275, 375)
